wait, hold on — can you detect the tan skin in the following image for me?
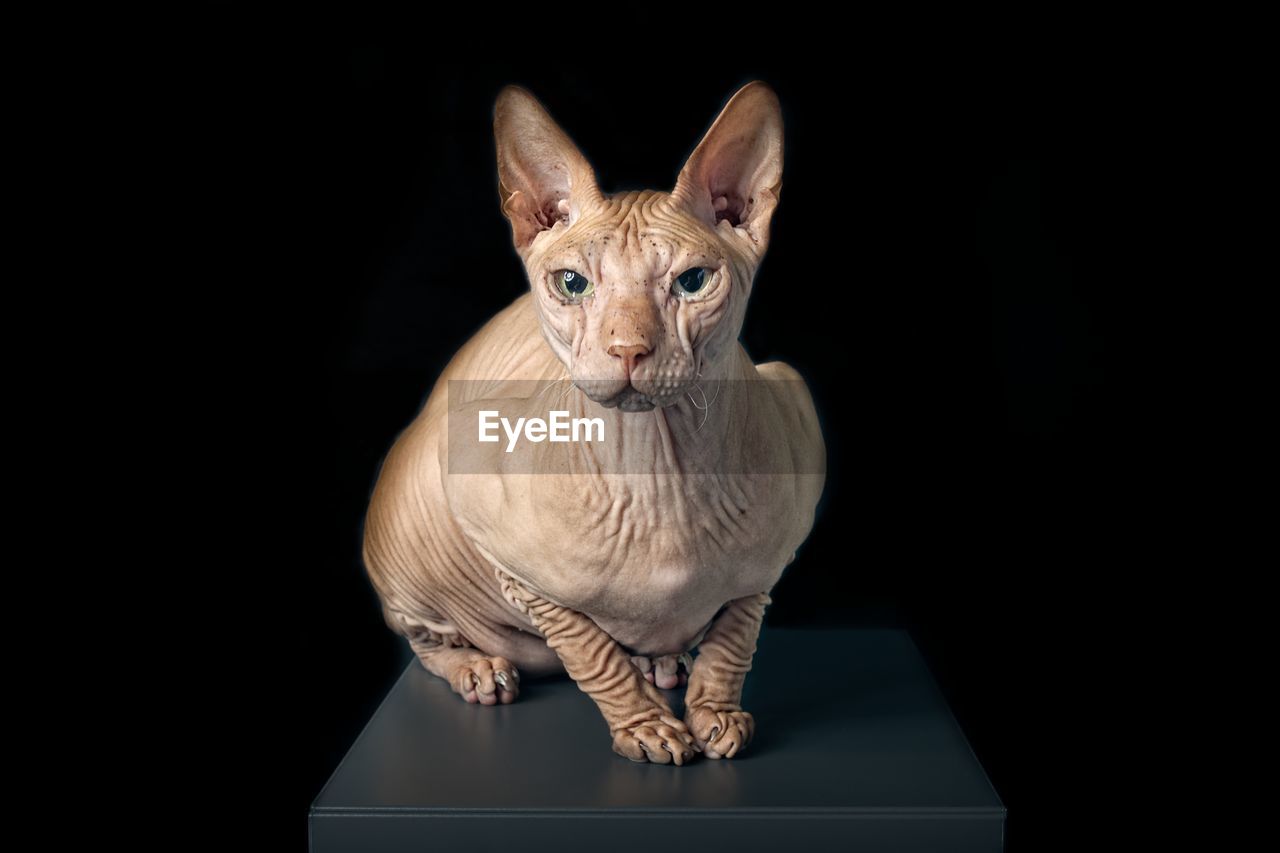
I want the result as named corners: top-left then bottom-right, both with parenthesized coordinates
top-left (363, 82), bottom-right (825, 763)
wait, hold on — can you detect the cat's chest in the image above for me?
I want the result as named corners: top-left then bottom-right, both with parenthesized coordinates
top-left (562, 473), bottom-right (782, 568)
top-left (510, 475), bottom-right (792, 650)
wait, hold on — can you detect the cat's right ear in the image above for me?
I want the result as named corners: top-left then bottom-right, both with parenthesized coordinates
top-left (494, 86), bottom-right (602, 258)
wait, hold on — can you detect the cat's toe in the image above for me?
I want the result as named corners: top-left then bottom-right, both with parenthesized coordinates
top-left (453, 656), bottom-right (520, 705)
top-left (685, 704), bottom-right (754, 759)
top-left (612, 712), bottom-right (697, 765)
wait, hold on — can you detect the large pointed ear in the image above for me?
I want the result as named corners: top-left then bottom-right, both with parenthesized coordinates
top-left (671, 81), bottom-right (783, 253)
top-left (494, 85), bottom-right (602, 258)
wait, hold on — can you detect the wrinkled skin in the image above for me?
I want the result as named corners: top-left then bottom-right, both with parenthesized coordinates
top-left (363, 82), bottom-right (825, 764)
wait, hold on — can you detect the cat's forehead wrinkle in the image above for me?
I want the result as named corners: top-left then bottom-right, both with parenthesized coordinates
top-left (578, 190), bottom-right (692, 235)
top-left (543, 189), bottom-right (722, 281)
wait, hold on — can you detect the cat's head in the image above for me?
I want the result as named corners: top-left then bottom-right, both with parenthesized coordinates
top-left (494, 82), bottom-right (783, 412)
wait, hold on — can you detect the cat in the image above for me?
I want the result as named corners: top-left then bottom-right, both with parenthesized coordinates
top-left (363, 81), bottom-right (825, 764)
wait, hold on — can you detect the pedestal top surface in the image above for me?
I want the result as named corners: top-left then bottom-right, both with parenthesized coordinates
top-left (313, 628), bottom-right (1003, 816)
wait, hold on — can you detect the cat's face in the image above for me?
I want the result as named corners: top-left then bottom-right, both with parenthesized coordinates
top-left (521, 190), bottom-right (751, 411)
top-left (494, 83), bottom-right (783, 411)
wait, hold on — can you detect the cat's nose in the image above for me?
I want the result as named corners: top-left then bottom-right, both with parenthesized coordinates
top-left (607, 343), bottom-right (652, 378)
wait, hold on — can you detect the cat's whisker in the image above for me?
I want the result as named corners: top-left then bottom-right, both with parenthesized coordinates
top-left (692, 366), bottom-right (721, 411)
top-left (532, 378), bottom-right (558, 401)
top-left (689, 383), bottom-right (711, 432)
top-left (704, 379), bottom-right (721, 408)
top-left (555, 380), bottom-right (575, 408)
top-left (686, 392), bottom-right (703, 431)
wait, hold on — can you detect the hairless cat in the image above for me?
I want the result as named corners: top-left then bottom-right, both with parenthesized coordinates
top-left (363, 82), bottom-right (825, 765)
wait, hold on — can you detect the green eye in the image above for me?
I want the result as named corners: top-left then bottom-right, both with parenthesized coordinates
top-left (674, 267), bottom-right (709, 296)
top-left (554, 270), bottom-right (594, 299)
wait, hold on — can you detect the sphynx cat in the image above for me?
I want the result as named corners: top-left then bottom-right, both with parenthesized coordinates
top-left (363, 81), bottom-right (825, 764)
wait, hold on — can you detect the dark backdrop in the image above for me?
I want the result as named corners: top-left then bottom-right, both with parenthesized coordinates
top-left (239, 43), bottom-right (1155, 852)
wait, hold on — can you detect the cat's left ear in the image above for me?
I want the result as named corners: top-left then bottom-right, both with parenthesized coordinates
top-left (672, 81), bottom-right (784, 254)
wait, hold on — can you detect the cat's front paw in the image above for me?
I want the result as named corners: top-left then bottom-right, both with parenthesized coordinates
top-left (612, 711), bottom-right (698, 766)
top-left (684, 703), bottom-right (755, 759)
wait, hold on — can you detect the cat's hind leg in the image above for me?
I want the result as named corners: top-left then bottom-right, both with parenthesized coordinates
top-left (410, 636), bottom-right (521, 706)
top-left (382, 600), bottom-right (522, 705)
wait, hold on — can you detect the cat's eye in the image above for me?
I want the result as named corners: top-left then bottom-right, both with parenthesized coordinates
top-left (553, 269), bottom-right (594, 300)
top-left (673, 267), bottom-right (710, 297)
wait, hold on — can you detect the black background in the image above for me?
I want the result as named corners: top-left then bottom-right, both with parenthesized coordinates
top-left (224, 40), bottom-right (1168, 851)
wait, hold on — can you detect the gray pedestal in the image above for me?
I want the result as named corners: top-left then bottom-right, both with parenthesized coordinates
top-left (311, 628), bottom-right (1005, 852)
